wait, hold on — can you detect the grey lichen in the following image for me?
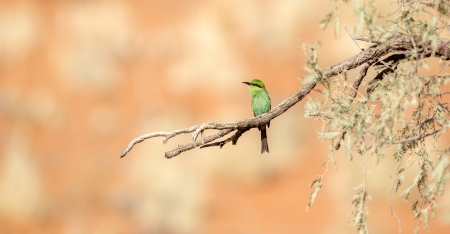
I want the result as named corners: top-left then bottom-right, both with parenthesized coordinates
top-left (305, 0), bottom-right (450, 233)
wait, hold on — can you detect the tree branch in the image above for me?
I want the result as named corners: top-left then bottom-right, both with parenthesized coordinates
top-left (120, 36), bottom-right (450, 158)
top-left (199, 128), bottom-right (250, 149)
top-left (392, 127), bottom-right (445, 144)
top-left (335, 62), bottom-right (372, 150)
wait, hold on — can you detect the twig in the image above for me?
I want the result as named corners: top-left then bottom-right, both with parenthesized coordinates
top-left (165, 129), bottom-right (234, 158)
top-left (420, 8), bottom-right (450, 32)
top-left (420, 91), bottom-right (450, 97)
top-left (345, 25), bottom-right (365, 51)
top-left (371, 118), bottom-right (445, 146)
top-left (381, 5), bottom-right (402, 18)
top-left (410, 1), bottom-right (421, 17)
top-left (390, 152), bottom-right (404, 234)
top-left (353, 36), bottom-right (379, 44)
top-left (200, 128), bottom-right (250, 149)
top-left (410, 117), bottom-right (439, 136)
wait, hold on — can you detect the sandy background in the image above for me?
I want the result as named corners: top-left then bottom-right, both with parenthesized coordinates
top-left (0, 0), bottom-right (449, 233)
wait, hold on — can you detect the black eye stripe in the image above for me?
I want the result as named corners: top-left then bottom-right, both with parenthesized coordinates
top-left (251, 83), bottom-right (263, 88)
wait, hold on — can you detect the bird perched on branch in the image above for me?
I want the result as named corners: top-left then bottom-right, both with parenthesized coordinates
top-left (243, 79), bottom-right (271, 153)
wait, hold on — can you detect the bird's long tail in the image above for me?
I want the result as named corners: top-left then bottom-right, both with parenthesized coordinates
top-left (260, 124), bottom-right (269, 154)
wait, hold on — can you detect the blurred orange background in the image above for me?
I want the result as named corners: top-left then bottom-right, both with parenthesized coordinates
top-left (0, 1), bottom-right (449, 233)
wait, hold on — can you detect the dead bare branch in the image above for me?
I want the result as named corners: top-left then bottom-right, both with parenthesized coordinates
top-left (199, 128), bottom-right (250, 149)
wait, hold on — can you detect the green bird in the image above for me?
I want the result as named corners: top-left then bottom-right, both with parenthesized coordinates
top-left (243, 79), bottom-right (271, 154)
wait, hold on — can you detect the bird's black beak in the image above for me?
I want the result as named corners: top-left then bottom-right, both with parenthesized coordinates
top-left (242, 82), bottom-right (250, 85)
